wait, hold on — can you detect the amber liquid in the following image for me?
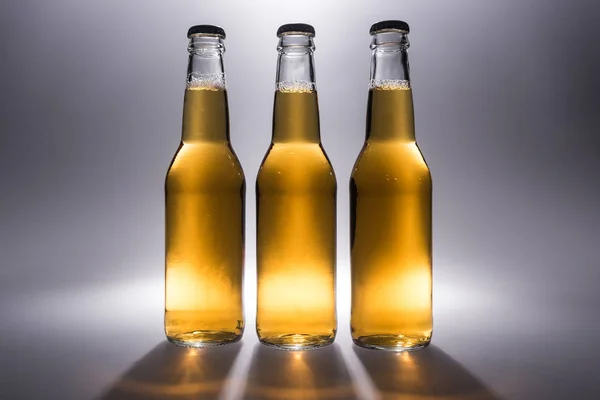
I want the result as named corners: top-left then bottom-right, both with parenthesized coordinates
top-left (350, 87), bottom-right (432, 350)
top-left (165, 88), bottom-right (245, 347)
top-left (256, 90), bottom-right (337, 349)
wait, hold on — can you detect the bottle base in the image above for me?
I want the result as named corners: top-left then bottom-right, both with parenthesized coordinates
top-left (259, 333), bottom-right (335, 350)
top-left (166, 330), bottom-right (242, 348)
top-left (353, 334), bottom-right (430, 352)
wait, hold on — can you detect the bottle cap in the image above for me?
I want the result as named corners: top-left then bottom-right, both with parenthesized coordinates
top-left (370, 20), bottom-right (410, 34)
top-left (187, 25), bottom-right (226, 39)
top-left (277, 23), bottom-right (315, 37)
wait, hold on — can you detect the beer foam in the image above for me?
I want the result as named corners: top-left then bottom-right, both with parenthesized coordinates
top-left (187, 72), bottom-right (226, 90)
top-left (369, 79), bottom-right (411, 90)
top-left (277, 80), bottom-right (316, 93)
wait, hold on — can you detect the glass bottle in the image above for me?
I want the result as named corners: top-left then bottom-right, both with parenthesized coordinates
top-left (350, 20), bottom-right (433, 351)
top-left (165, 25), bottom-right (245, 347)
top-left (256, 23), bottom-right (337, 349)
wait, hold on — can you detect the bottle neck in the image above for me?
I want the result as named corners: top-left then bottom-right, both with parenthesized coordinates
top-left (272, 34), bottom-right (320, 143)
top-left (367, 31), bottom-right (415, 142)
top-left (182, 35), bottom-right (229, 143)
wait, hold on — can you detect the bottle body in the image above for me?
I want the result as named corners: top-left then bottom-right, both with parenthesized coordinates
top-left (351, 24), bottom-right (432, 351)
top-left (165, 30), bottom-right (245, 347)
top-left (256, 27), bottom-right (336, 349)
top-left (257, 90), bottom-right (336, 349)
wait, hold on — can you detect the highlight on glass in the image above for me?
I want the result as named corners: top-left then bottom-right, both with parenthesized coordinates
top-left (350, 20), bottom-right (433, 351)
top-left (165, 25), bottom-right (246, 347)
top-left (256, 23), bottom-right (338, 350)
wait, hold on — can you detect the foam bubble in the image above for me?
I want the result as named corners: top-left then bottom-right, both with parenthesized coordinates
top-left (277, 80), bottom-right (316, 93)
top-left (187, 72), bottom-right (226, 90)
top-left (369, 79), bottom-right (411, 90)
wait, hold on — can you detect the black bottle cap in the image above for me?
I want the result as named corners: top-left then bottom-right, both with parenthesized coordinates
top-left (277, 23), bottom-right (315, 37)
top-left (370, 20), bottom-right (410, 34)
top-left (187, 24), bottom-right (226, 39)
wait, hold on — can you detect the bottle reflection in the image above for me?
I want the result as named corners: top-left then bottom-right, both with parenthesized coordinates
top-left (354, 345), bottom-right (503, 400)
top-left (243, 343), bottom-right (358, 399)
top-left (98, 341), bottom-right (241, 400)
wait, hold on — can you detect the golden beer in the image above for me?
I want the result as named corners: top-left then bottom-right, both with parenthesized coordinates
top-left (256, 24), bottom-right (337, 349)
top-left (351, 21), bottom-right (432, 351)
top-left (165, 26), bottom-right (245, 347)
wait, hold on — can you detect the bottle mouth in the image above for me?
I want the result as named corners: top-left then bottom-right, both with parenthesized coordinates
top-left (188, 33), bottom-right (225, 39)
top-left (278, 31), bottom-right (315, 38)
top-left (188, 35), bottom-right (225, 55)
top-left (370, 31), bottom-right (409, 50)
top-left (278, 34), bottom-right (315, 53)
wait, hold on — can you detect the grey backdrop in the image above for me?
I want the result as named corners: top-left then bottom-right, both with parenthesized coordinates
top-left (1, 0), bottom-right (599, 399)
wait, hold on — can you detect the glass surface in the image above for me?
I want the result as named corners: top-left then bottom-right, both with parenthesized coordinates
top-left (165, 35), bottom-right (245, 347)
top-left (256, 33), bottom-right (337, 350)
top-left (350, 30), bottom-right (432, 351)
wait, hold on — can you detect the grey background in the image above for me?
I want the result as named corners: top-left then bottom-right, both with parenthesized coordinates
top-left (1, 0), bottom-right (599, 399)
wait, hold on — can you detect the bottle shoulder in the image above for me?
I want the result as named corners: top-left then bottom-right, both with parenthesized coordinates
top-left (166, 142), bottom-right (245, 191)
top-left (351, 140), bottom-right (431, 189)
top-left (257, 142), bottom-right (336, 192)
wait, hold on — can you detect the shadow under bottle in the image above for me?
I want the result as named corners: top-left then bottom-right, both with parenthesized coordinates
top-left (354, 344), bottom-right (503, 400)
top-left (243, 343), bottom-right (358, 400)
top-left (97, 341), bottom-right (242, 400)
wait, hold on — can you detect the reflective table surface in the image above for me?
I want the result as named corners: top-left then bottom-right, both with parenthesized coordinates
top-left (2, 268), bottom-right (598, 400)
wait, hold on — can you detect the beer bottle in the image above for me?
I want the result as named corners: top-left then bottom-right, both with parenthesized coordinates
top-left (256, 23), bottom-right (337, 349)
top-left (165, 25), bottom-right (245, 347)
top-left (350, 20), bottom-right (433, 350)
